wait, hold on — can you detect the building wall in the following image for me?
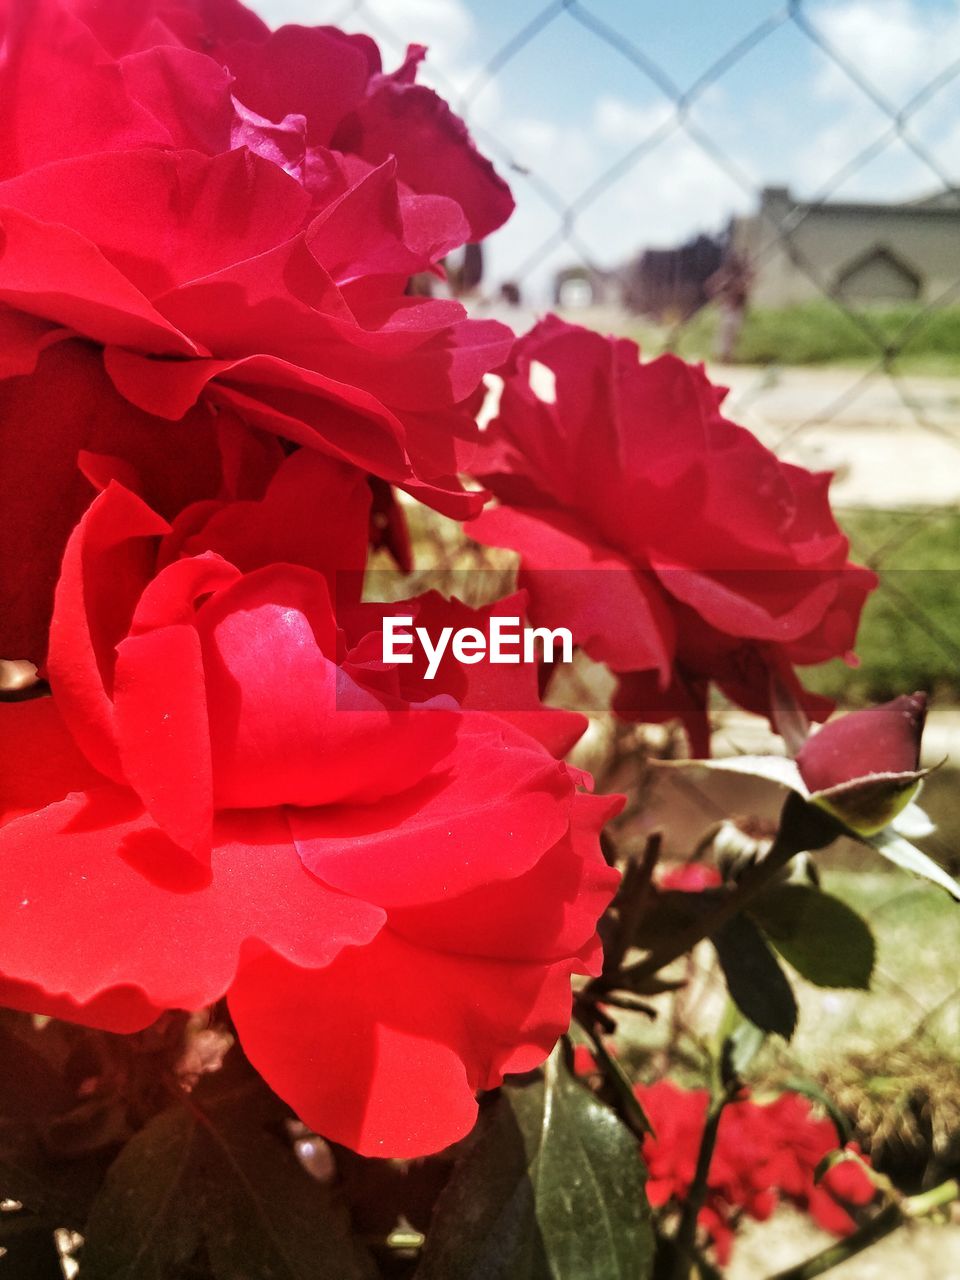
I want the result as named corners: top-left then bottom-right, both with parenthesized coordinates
top-left (731, 187), bottom-right (960, 308)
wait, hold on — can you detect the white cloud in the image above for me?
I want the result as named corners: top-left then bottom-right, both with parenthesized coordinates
top-left (810, 0), bottom-right (960, 105)
top-left (794, 0), bottom-right (960, 196)
top-left (593, 96), bottom-right (676, 144)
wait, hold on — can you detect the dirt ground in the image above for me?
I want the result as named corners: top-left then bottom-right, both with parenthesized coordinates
top-left (718, 364), bottom-right (960, 509)
top-left (727, 1205), bottom-right (960, 1279)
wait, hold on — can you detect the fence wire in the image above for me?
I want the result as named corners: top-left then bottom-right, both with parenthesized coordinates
top-left (317, 0), bottom-right (960, 709)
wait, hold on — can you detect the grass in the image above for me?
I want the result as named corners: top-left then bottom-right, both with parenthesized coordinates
top-left (622, 301), bottom-right (960, 374)
top-left (802, 507), bottom-right (960, 705)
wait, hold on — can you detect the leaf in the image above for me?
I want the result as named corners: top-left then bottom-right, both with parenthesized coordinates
top-left (712, 914), bottom-right (798, 1039)
top-left (691, 755), bottom-right (808, 791)
top-left (415, 1046), bottom-right (652, 1280)
top-left (868, 828), bottom-right (960, 901)
top-left (80, 1088), bottom-right (370, 1280)
top-left (749, 884), bottom-right (875, 989)
top-left (78, 1108), bottom-right (199, 1280)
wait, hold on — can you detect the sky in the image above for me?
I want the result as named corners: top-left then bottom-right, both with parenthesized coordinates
top-left (248, 0), bottom-right (960, 298)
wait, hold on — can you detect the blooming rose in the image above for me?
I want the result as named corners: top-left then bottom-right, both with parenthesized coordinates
top-left (637, 1081), bottom-right (874, 1263)
top-left (0, 0), bottom-right (515, 663)
top-left (467, 317), bottom-right (876, 754)
top-left (0, 0), bottom-right (514, 239)
top-left (0, 464), bottom-right (619, 1157)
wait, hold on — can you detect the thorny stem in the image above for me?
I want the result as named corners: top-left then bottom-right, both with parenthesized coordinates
top-left (600, 832), bottom-right (662, 984)
top-left (592, 794), bottom-right (839, 995)
top-left (669, 1080), bottom-right (739, 1280)
top-left (766, 1179), bottom-right (960, 1280)
top-left (594, 839), bottom-right (794, 995)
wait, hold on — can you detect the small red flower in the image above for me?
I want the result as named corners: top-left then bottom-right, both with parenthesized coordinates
top-left (635, 1081), bottom-right (874, 1262)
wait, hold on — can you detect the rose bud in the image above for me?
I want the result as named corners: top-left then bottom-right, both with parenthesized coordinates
top-left (796, 693), bottom-right (928, 836)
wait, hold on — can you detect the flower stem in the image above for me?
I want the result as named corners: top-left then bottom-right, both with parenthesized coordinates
top-left (669, 1083), bottom-right (737, 1280)
top-left (598, 793), bottom-right (839, 994)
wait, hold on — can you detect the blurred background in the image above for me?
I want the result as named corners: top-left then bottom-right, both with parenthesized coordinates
top-left (249, 3), bottom-right (960, 1270)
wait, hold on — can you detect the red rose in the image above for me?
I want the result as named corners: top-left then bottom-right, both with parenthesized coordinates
top-left (797, 693), bottom-right (927, 792)
top-left (343, 588), bottom-right (588, 759)
top-left (0, 471), bottom-right (618, 1157)
top-left (0, 0), bottom-right (514, 240)
top-left (0, 0), bottom-right (515, 663)
top-left (467, 317), bottom-right (876, 755)
top-left (658, 863), bottom-right (723, 893)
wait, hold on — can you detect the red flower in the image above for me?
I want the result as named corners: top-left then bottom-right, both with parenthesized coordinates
top-left (0, 0), bottom-right (514, 240)
top-left (0, 475), bottom-right (619, 1157)
top-left (659, 864), bottom-right (723, 892)
top-left (467, 318), bottom-right (876, 755)
top-left (636, 1081), bottom-right (874, 1262)
top-left (0, 0), bottom-right (515, 663)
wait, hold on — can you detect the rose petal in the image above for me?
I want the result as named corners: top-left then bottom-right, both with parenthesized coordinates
top-left (229, 928), bottom-right (589, 1157)
top-left (0, 788), bottom-right (384, 1009)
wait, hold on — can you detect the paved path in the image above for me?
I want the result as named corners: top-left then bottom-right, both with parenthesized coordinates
top-left (718, 365), bottom-right (960, 509)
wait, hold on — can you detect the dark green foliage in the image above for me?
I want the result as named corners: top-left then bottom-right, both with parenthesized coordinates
top-left (750, 884), bottom-right (876, 989)
top-left (415, 1047), bottom-right (652, 1280)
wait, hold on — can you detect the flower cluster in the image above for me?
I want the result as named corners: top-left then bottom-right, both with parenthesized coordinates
top-left (0, 0), bottom-right (880, 1167)
top-left (0, 0), bottom-right (619, 1159)
top-left (638, 1081), bottom-right (875, 1263)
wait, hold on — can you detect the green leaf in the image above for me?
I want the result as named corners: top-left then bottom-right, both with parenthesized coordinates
top-left (749, 884), bottom-right (875, 989)
top-left (868, 828), bottom-right (960, 901)
top-left (80, 1089), bottom-right (370, 1280)
top-left (415, 1046), bottom-right (652, 1280)
top-left (712, 915), bottom-right (798, 1040)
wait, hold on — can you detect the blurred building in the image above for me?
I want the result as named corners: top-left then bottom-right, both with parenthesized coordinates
top-left (730, 185), bottom-right (960, 308)
top-left (553, 237), bottom-right (722, 320)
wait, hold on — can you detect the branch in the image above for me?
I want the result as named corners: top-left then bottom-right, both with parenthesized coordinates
top-left (594, 794), bottom-right (838, 994)
top-left (670, 1081), bottom-right (739, 1280)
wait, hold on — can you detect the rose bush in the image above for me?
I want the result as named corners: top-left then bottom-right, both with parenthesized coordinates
top-left (0, 460), bottom-right (619, 1156)
top-left (0, 0), bottom-right (514, 663)
top-left (468, 316), bottom-right (877, 753)
top-left (2, 3), bottom-right (954, 1275)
